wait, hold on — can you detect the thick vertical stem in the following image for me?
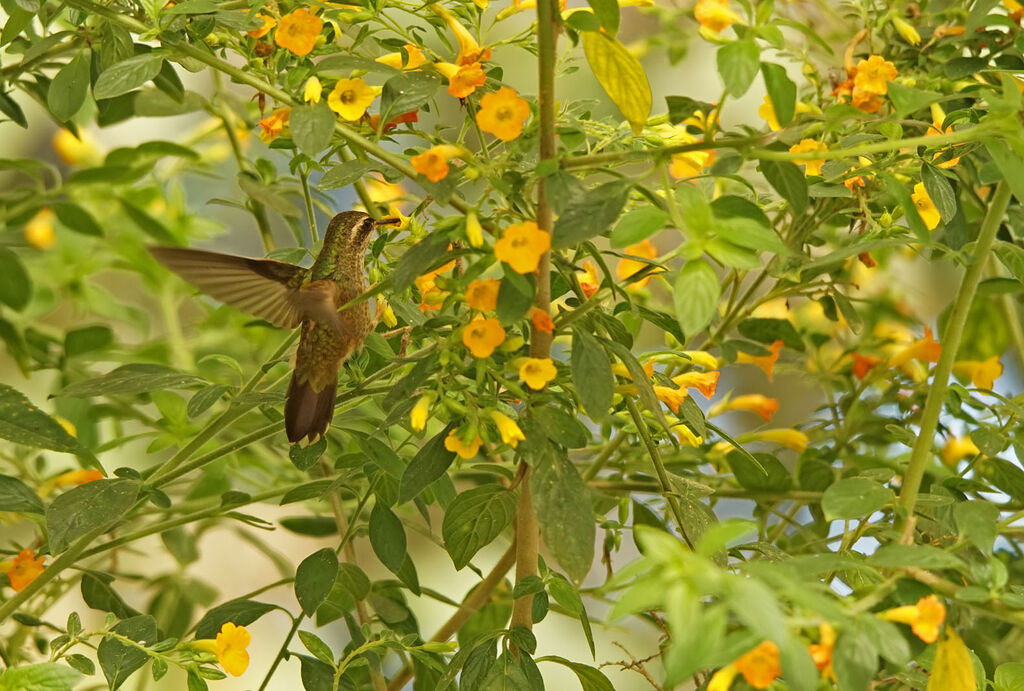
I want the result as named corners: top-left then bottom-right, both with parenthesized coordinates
top-left (897, 181), bottom-right (1011, 517)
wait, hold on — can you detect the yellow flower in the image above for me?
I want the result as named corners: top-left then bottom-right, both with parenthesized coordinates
top-left (736, 340), bottom-right (783, 381)
top-left (880, 594), bottom-right (946, 644)
top-left (942, 436), bottom-right (980, 465)
top-left (55, 469), bottom-right (104, 486)
top-left (379, 300), bottom-right (398, 327)
top-left (465, 279), bottom-right (500, 312)
top-left (410, 394), bottom-right (432, 432)
top-left (366, 176), bottom-right (405, 206)
top-left (257, 107), bottom-right (290, 144)
top-left (711, 394), bottom-right (778, 422)
top-left (465, 210), bottom-right (484, 248)
top-left (24, 208), bottom-right (56, 249)
top-left (892, 16), bottom-right (921, 46)
top-left (303, 77), bottom-right (322, 104)
top-left (809, 623), bottom-right (836, 679)
top-left (653, 385), bottom-right (687, 413)
top-left (953, 355), bottom-right (1002, 390)
top-left (435, 61), bottom-right (488, 99)
top-left (676, 423), bottom-right (703, 446)
top-left (411, 144), bottom-right (461, 182)
top-left (376, 44), bottom-right (426, 70)
top-left (476, 87), bottom-right (530, 142)
top-left (611, 361), bottom-right (655, 380)
top-left (0, 549), bottom-right (45, 592)
top-left (328, 78), bottom-right (375, 121)
top-left (494, 221), bottom-right (550, 274)
top-left (789, 139), bottom-right (828, 176)
top-left (694, 0), bottom-right (741, 33)
top-left (911, 182), bottom-right (941, 230)
top-left (681, 350), bottom-right (720, 370)
top-left (578, 261), bottom-right (601, 298)
top-left (854, 55), bottom-right (898, 95)
top-left (734, 641), bottom-right (781, 689)
top-left (248, 12), bottom-right (276, 38)
top-left (759, 95), bottom-right (781, 131)
top-left (52, 128), bottom-right (99, 165)
top-left (519, 357), bottom-right (557, 390)
top-left (275, 8), bottom-right (322, 56)
top-left (462, 317), bottom-right (506, 358)
top-left (490, 411), bottom-right (525, 448)
top-left (616, 239), bottom-right (661, 288)
top-left (431, 2), bottom-right (489, 65)
top-left (669, 150), bottom-right (713, 179)
top-left (888, 327), bottom-right (941, 369)
top-left (671, 370), bottom-right (720, 398)
top-left (445, 429), bottom-right (483, 459)
top-left (56, 417), bottom-right (77, 437)
top-left (749, 428), bottom-right (808, 452)
top-left (214, 623), bottom-right (251, 676)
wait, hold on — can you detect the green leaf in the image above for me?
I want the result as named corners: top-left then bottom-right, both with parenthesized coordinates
top-left (98, 616), bottom-right (158, 690)
top-left (53, 202), bottom-right (103, 237)
top-left (532, 443), bottom-right (595, 582)
top-left (727, 576), bottom-right (787, 643)
top-left (295, 548), bottom-right (339, 616)
top-left (921, 163), bottom-right (957, 222)
top-left (442, 485), bottom-right (516, 569)
top-left (821, 478), bottom-right (892, 521)
top-left (47, 52), bottom-right (91, 121)
top-left (538, 656), bottom-right (614, 691)
top-left (62, 364), bottom-right (205, 397)
top-left (318, 161), bottom-right (379, 190)
top-left (93, 53), bottom-right (164, 100)
top-left (759, 159), bottom-right (808, 214)
top-left (570, 329), bottom-right (614, 420)
top-left (717, 40), bottom-right (760, 97)
top-left (581, 30), bottom-right (651, 134)
top-left (369, 501), bottom-right (406, 573)
top-left (995, 241), bottom-right (1024, 283)
top-left (537, 407), bottom-right (590, 448)
top-left (869, 544), bottom-right (967, 570)
top-left (64, 654), bottom-right (95, 676)
top-left (46, 479), bottom-right (140, 553)
top-left (995, 662), bottom-right (1024, 691)
top-left (384, 233), bottom-right (451, 292)
top-left (64, 325), bottom-right (113, 358)
top-left (887, 81), bottom-right (942, 119)
top-left (552, 178), bottom-right (633, 248)
top-left (0, 88), bottom-right (27, 128)
top-left (496, 271), bottom-right (535, 323)
top-left (984, 138), bottom-right (1024, 204)
top-left (81, 571), bottom-right (141, 619)
top-left (187, 384), bottom-right (232, 418)
top-left (0, 473), bottom-right (43, 513)
top-left (298, 630), bottom-right (335, 667)
top-left (665, 95), bottom-right (715, 125)
top-left (955, 501), bottom-right (999, 556)
top-left (290, 102), bottom-right (335, 157)
top-left (0, 384), bottom-right (80, 453)
top-left (0, 663), bottom-right (82, 691)
top-left (609, 206), bottom-right (668, 248)
top-left (194, 600), bottom-right (277, 639)
top-left (761, 62), bottom-right (796, 126)
top-left (399, 426), bottom-right (456, 503)
top-left (714, 216), bottom-right (790, 255)
top-left (737, 317), bottom-right (803, 350)
top-left (584, 0), bottom-right (619, 34)
top-left (0, 247), bottom-right (30, 311)
top-left (833, 628), bottom-right (878, 691)
top-left (379, 71), bottom-right (440, 123)
top-left (289, 436), bottom-right (326, 470)
top-left (673, 258), bottom-right (719, 339)
top-left (728, 451), bottom-right (790, 492)
top-left (882, 172), bottom-right (930, 241)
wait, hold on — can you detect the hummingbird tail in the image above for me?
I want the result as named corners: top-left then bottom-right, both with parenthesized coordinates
top-left (284, 374), bottom-right (337, 444)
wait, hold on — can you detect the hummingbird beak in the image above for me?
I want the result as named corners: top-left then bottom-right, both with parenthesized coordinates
top-left (374, 217), bottom-right (402, 227)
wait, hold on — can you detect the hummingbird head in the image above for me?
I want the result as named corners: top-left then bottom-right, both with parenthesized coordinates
top-left (326, 211), bottom-right (402, 254)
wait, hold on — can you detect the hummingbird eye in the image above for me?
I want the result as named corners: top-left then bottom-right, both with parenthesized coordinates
top-left (351, 216), bottom-right (377, 245)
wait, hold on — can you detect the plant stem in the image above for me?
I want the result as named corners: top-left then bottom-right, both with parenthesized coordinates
top-left (897, 181), bottom-right (1011, 518)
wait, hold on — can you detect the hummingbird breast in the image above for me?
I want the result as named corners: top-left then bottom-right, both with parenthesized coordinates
top-left (293, 291), bottom-right (371, 392)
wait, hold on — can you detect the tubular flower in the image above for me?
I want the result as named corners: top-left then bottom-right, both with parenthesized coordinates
top-left (750, 428), bottom-right (808, 453)
top-left (851, 353), bottom-right (882, 379)
top-left (55, 469), bottom-right (104, 486)
top-left (24, 208), bottom-right (56, 249)
top-left (681, 350), bottom-right (720, 370)
top-left (854, 55), bottom-right (898, 95)
top-left (415, 273), bottom-right (445, 311)
top-left (435, 61), bottom-right (488, 99)
top-left (520, 357), bottom-right (557, 390)
top-left (942, 435), bottom-right (981, 465)
top-left (328, 78), bottom-right (375, 121)
top-left (928, 104), bottom-right (961, 168)
top-left (911, 182), bottom-right (941, 230)
top-left (462, 317), bottom-right (506, 358)
top-left (275, 8), bottom-right (322, 56)
top-left (617, 239), bottom-right (662, 288)
top-left (888, 327), bottom-right (941, 369)
top-left (490, 411), bottom-right (525, 448)
top-left (611, 361), bottom-right (655, 380)
top-left (892, 15), bottom-right (921, 46)
top-left (369, 110), bottom-right (419, 133)
top-left (0, 549), bottom-right (45, 591)
top-left (712, 394), bottom-right (779, 422)
top-left (430, 2), bottom-right (490, 65)
top-left (736, 340), bottom-right (784, 381)
top-left (410, 394), bottom-right (432, 432)
top-left (653, 385), bottom-right (687, 414)
top-left (257, 107), bottom-right (290, 144)
top-left (530, 307), bottom-right (554, 334)
top-left (734, 641), bottom-right (781, 689)
top-left (758, 95), bottom-right (781, 131)
top-left (214, 623), bottom-right (251, 676)
top-left (694, 0), bottom-right (741, 33)
top-left (445, 429), bottom-right (483, 459)
top-left (464, 211), bottom-right (484, 248)
top-left (494, 221), bottom-right (550, 274)
top-left (376, 44), bottom-right (426, 70)
top-left (880, 594), bottom-right (946, 644)
top-left (669, 149), bottom-right (713, 179)
top-left (476, 87), bottom-right (531, 141)
top-left (953, 355), bottom-right (1002, 390)
top-left (248, 13), bottom-right (276, 38)
top-left (789, 139), bottom-right (828, 176)
top-left (303, 77), bottom-right (322, 104)
top-left (676, 423), bottom-right (703, 446)
top-left (707, 665), bottom-right (739, 691)
top-left (672, 370), bottom-right (720, 398)
top-left (411, 144), bottom-right (462, 182)
top-left (379, 301), bottom-right (398, 327)
top-left (578, 262), bottom-right (601, 298)
top-left (465, 279), bottom-right (500, 312)
top-left (808, 623), bottom-right (836, 678)
top-left (53, 129), bottom-right (100, 165)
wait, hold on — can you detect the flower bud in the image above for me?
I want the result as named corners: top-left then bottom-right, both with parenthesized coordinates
top-left (410, 394), bottom-right (434, 432)
top-left (379, 301), bottom-right (398, 328)
top-left (891, 16), bottom-right (921, 46)
top-left (24, 209), bottom-right (56, 249)
top-left (465, 210), bottom-right (483, 248)
top-left (303, 76), bottom-right (322, 104)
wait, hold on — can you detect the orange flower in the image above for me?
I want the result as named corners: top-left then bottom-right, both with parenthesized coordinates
top-left (411, 144), bottom-right (462, 182)
top-left (494, 221), bottom-right (550, 274)
top-left (952, 355), bottom-right (1002, 390)
top-left (578, 261), bottom-right (601, 298)
top-left (808, 623), bottom-right (836, 679)
top-left (880, 594), bottom-right (946, 644)
top-left (854, 55), bottom-right (898, 95)
top-left (257, 107), bottom-right (290, 144)
top-left (712, 394), bottom-right (778, 422)
top-left (616, 239), bottom-right (661, 288)
top-left (462, 317), bottom-right (506, 358)
top-left (465, 279), bottom-right (500, 312)
top-left (445, 429), bottom-right (483, 459)
top-left (476, 87), bottom-right (530, 142)
top-left (736, 340), bottom-right (783, 381)
top-left (851, 352), bottom-right (882, 379)
top-left (54, 469), bottom-right (104, 486)
top-left (734, 641), bottom-right (781, 689)
top-left (248, 13), bottom-right (276, 38)
top-left (851, 88), bottom-right (884, 113)
top-left (1, 549), bottom-right (45, 592)
top-left (672, 370), bottom-right (719, 398)
top-left (431, 2), bottom-right (490, 65)
top-left (376, 44), bottom-right (426, 70)
top-left (519, 357), bottom-right (557, 390)
top-left (435, 62), bottom-right (488, 99)
top-left (530, 307), bottom-right (554, 334)
top-left (888, 327), bottom-right (941, 369)
top-left (653, 385), bottom-right (687, 413)
top-left (789, 139), bottom-right (828, 176)
top-left (368, 110), bottom-right (419, 133)
top-left (274, 8), bottom-right (322, 56)
top-left (415, 272), bottom-right (445, 311)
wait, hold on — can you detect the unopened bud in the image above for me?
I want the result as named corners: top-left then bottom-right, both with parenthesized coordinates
top-left (465, 210), bottom-right (483, 248)
top-left (891, 16), bottom-right (921, 47)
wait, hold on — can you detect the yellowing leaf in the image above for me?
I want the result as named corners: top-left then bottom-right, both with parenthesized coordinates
top-left (581, 31), bottom-right (651, 135)
top-left (927, 629), bottom-right (976, 691)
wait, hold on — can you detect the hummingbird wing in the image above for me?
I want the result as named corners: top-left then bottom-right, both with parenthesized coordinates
top-left (148, 247), bottom-right (310, 328)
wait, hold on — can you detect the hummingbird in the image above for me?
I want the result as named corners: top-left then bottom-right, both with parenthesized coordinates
top-left (149, 211), bottom-right (398, 444)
